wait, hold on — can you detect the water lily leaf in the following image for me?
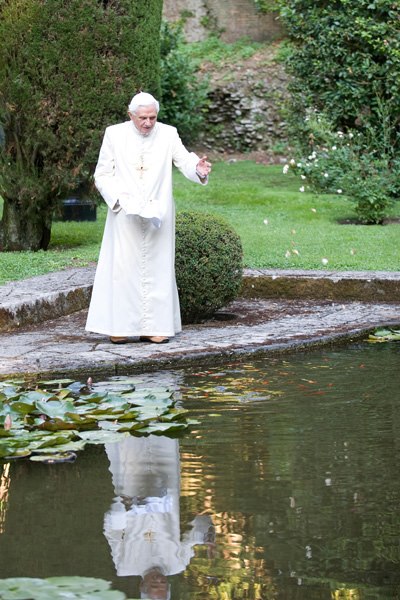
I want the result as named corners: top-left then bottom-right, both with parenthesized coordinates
top-left (56, 389), bottom-right (73, 400)
top-left (98, 420), bottom-right (129, 431)
top-left (80, 592), bottom-right (127, 600)
top-left (21, 390), bottom-right (56, 403)
top-left (87, 398), bottom-right (131, 415)
top-left (0, 577), bottom-right (131, 599)
top-left (368, 327), bottom-right (400, 342)
top-left (91, 380), bottom-right (137, 394)
top-left (77, 430), bottom-right (127, 444)
top-left (160, 408), bottom-right (189, 422)
top-left (38, 420), bottom-right (79, 431)
top-left (30, 434), bottom-right (76, 450)
top-left (47, 576), bottom-right (111, 589)
top-left (30, 452), bottom-right (77, 463)
top-left (135, 422), bottom-right (187, 435)
top-left (34, 399), bottom-right (76, 419)
top-left (33, 439), bottom-right (86, 453)
top-left (39, 378), bottom-right (76, 386)
top-left (123, 390), bottom-right (173, 406)
top-left (1, 445), bottom-right (30, 459)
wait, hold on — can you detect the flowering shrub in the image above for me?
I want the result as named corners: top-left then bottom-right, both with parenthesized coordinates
top-left (282, 110), bottom-right (398, 224)
top-left (278, 0), bottom-right (400, 224)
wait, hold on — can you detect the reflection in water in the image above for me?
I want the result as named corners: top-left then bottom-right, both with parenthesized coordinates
top-left (104, 435), bottom-right (215, 597)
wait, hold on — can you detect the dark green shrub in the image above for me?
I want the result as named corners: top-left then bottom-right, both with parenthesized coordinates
top-left (175, 211), bottom-right (243, 324)
top-left (279, 0), bottom-right (400, 139)
top-left (159, 20), bottom-right (209, 145)
top-left (279, 0), bottom-right (400, 223)
top-left (0, 0), bottom-right (162, 251)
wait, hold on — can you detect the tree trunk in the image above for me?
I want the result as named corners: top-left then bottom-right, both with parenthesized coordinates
top-left (0, 197), bottom-right (51, 251)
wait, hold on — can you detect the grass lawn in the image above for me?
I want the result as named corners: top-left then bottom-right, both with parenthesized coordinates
top-left (0, 161), bottom-right (399, 285)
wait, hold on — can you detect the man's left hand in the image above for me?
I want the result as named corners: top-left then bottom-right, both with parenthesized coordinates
top-left (196, 155), bottom-right (212, 179)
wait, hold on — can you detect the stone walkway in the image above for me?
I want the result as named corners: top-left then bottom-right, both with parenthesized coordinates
top-left (0, 267), bottom-right (399, 379)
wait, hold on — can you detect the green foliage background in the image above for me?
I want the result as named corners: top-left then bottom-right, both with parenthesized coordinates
top-left (0, 0), bottom-right (163, 250)
top-left (278, 0), bottom-right (400, 223)
top-left (279, 0), bottom-right (400, 136)
top-left (159, 21), bottom-right (209, 145)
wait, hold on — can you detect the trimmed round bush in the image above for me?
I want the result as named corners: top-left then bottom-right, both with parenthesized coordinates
top-left (176, 211), bottom-right (243, 324)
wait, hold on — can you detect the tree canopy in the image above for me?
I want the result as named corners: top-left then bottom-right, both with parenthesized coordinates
top-left (0, 0), bottom-right (163, 251)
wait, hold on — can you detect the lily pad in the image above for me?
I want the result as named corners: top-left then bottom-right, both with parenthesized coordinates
top-left (0, 576), bottom-right (136, 599)
top-left (30, 452), bottom-right (78, 463)
top-left (368, 327), bottom-right (400, 342)
top-left (77, 430), bottom-right (128, 444)
top-left (1, 377), bottom-right (195, 464)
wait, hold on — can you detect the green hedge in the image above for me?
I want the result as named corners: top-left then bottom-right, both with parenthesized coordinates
top-left (176, 211), bottom-right (243, 324)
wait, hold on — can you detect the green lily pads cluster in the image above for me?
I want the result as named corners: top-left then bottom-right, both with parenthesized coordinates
top-left (0, 576), bottom-right (138, 599)
top-left (0, 377), bottom-right (195, 463)
top-left (368, 327), bottom-right (400, 343)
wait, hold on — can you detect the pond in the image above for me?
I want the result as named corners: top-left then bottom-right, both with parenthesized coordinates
top-left (1, 341), bottom-right (399, 599)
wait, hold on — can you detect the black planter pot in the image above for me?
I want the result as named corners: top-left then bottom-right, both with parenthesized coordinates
top-left (61, 197), bottom-right (97, 222)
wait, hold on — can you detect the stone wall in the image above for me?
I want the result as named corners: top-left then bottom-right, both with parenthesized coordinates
top-left (162, 1), bottom-right (289, 157)
top-left (162, 0), bottom-right (283, 43)
top-left (197, 48), bottom-right (290, 156)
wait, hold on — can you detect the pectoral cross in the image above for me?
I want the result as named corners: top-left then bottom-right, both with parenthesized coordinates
top-left (136, 154), bottom-right (148, 179)
top-left (143, 529), bottom-right (156, 542)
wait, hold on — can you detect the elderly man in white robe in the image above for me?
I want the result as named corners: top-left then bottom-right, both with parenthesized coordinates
top-left (85, 92), bottom-right (211, 344)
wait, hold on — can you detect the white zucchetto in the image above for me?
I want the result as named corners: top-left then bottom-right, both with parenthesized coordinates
top-left (128, 92), bottom-right (160, 114)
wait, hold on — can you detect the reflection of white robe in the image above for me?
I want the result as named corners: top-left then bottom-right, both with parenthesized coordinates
top-left (103, 436), bottom-right (211, 578)
top-left (85, 121), bottom-right (205, 338)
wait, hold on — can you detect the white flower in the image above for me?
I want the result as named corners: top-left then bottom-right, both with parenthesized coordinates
top-left (337, 131), bottom-right (344, 138)
top-left (348, 132), bottom-right (354, 139)
top-left (337, 189), bottom-right (343, 194)
top-left (324, 172), bottom-right (329, 178)
top-left (263, 218), bottom-right (269, 225)
top-left (290, 158), bottom-right (296, 165)
top-left (301, 174), bottom-right (306, 180)
top-left (311, 208), bottom-right (317, 213)
top-left (285, 250), bottom-right (291, 258)
top-left (283, 164), bottom-right (289, 174)
top-left (332, 145), bottom-right (337, 150)
top-left (299, 186), bottom-right (305, 192)
top-left (297, 162), bottom-right (302, 168)
top-left (321, 258), bottom-right (328, 265)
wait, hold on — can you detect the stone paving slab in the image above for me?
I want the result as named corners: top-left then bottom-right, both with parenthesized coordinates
top-left (1, 298), bottom-right (399, 379)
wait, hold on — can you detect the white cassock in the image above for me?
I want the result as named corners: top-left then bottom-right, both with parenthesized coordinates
top-left (85, 120), bottom-right (206, 338)
top-left (103, 436), bottom-right (214, 577)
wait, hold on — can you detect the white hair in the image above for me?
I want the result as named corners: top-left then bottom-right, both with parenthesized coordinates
top-left (128, 92), bottom-right (159, 114)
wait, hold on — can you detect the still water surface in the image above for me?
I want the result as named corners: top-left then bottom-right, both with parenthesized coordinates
top-left (1, 342), bottom-right (399, 599)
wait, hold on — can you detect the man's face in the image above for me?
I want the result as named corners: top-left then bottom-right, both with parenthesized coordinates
top-left (129, 105), bottom-right (158, 136)
top-left (141, 569), bottom-right (169, 599)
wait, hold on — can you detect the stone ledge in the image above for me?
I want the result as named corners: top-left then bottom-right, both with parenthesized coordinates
top-left (1, 267), bottom-right (400, 333)
top-left (0, 268), bottom-right (94, 333)
top-left (242, 269), bottom-right (400, 303)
